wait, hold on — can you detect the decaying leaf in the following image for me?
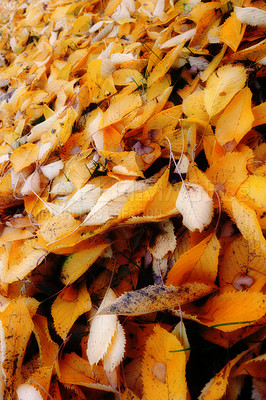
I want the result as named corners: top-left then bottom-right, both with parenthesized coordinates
top-left (97, 283), bottom-right (214, 316)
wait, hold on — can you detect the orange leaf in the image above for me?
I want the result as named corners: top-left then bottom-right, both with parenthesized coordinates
top-left (59, 353), bottom-right (116, 393)
top-left (166, 234), bottom-right (219, 286)
top-left (10, 143), bottom-right (39, 173)
top-left (197, 290), bottom-right (266, 332)
top-left (220, 11), bottom-right (245, 52)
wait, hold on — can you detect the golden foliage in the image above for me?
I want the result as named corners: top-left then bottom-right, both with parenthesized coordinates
top-left (0, 0), bottom-right (265, 398)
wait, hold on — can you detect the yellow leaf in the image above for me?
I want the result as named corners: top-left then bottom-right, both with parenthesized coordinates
top-left (112, 68), bottom-right (144, 86)
top-left (100, 92), bottom-right (142, 128)
top-left (204, 64), bottom-right (246, 117)
top-left (141, 325), bottom-right (188, 400)
top-left (1, 238), bottom-right (47, 284)
top-left (147, 44), bottom-right (184, 87)
top-left (187, 163), bottom-right (215, 199)
top-left (103, 321), bottom-right (126, 372)
top-left (51, 283), bottom-right (92, 339)
top-left (183, 90), bottom-right (209, 123)
top-left (121, 388), bottom-right (140, 400)
top-left (252, 101), bottom-right (266, 128)
top-left (60, 243), bottom-right (109, 284)
top-left (236, 175), bottom-right (266, 211)
top-left (200, 44), bottom-right (227, 83)
top-left (39, 212), bottom-right (80, 246)
top-left (231, 197), bottom-right (266, 257)
top-left (121, 98), bottom-right (159, 130)
top-left (10, 143), bottom-right (39, 173)
top-left (216, 87), bottom-right (254, 148)
top-left (206, 151), bottom-right (251, 196)
top-left (87, 59), bottom-right (116, 103)
top-left (59, 106), bottom-right (77, 145)
top-left (118, 168), bottom-right (170, 222)
top-left (219, 236), bottom-right (266, 292)
top-left (199, 350), bottom-right (248, 400)
top-left (33, 315), bottom-right (59, 367)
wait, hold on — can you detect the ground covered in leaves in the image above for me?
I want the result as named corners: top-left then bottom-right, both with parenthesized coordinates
top-left (0, 0), bottom-right (265, 399)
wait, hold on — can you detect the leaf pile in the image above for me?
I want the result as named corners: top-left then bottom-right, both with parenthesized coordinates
top-left (0, 0), bottom-right (265, 398)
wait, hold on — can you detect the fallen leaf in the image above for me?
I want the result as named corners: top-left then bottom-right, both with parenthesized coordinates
top-left (204, 64), bottom-right (246, 118)
top-left (51, 283), bottom-right (92, 339)
top-left (97, 283), bottom-right (214, 316)
top-left (176, 182), bottom-right (213, 232)
top-left (142, 325), bottom-right (188, 400)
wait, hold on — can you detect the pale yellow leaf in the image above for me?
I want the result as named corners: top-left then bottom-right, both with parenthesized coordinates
top-left (86, 288), bottom-right (118, 365)
top-left (27, 106), bottom-right (66, 142)
top-left (103, 321), bottom-right (126, 372)
top-left (235, 6), bottom-right (266, 27)
top-left (176, 182), bottom-right (213, 232)
top-left (171, 322), bottom-right (190, 362)
top-left (83, 179), bottom-right (150, 226)
top-left (16, 384), bottom-right (43, 400)
top-left (148, 220), bottom-right (176, 259)
top-left (40, 160), bottom-right (64, 180)
top-left (59, 184), bottom-right (102, 216)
